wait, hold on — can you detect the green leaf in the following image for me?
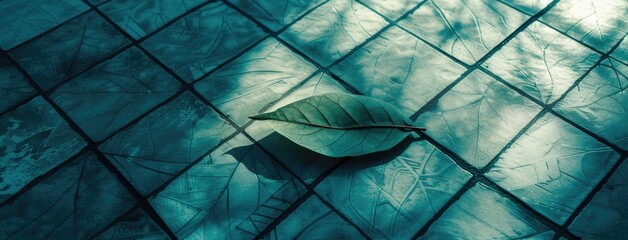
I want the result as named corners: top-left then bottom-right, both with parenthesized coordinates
top-left (250, 93), bottom-right (425, 157)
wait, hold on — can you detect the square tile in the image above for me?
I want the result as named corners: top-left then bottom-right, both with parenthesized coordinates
top-left (399, 0), bottom-right (528, 65)
top-left (99, 92), bottom-right (236, 195)
top-left (554, 58), bottom-right (628, 150)
top-left (229, 0), bottom-right (326, 31)
top-left (332, 26), bottom-right (467, 116)
top-left (0, 97), bottom-right (86, 202)
top-left (50, 47), bottom-right (181, 141)
top-left (100, 0), bottom-right (206, 39)
top-left (246, 72), bottom-right (349, 184)
top-left (359, 0), bottom-right (423, 20)
top-left (541, 0), bottom-right (627, 53)
top-left (10, 11), bottom-right (129, 90)
top-left (142, 2), bottom-right (266, 82)
top-left (0, 152), bottom-right (135, 239)
top-left (420, 183), bottom-right (553, 239)
top-left (194, 38), bottom-right (317, 126)
top-left (150, 134), bottom-right (306, 239)
top-left (0, 56), bottom-right (35, 113)
top-left (0, 0), bottom-right (89, 50)
top-left (500, 0), bottom-right (553, 15)
top-left (94, 208), bottom-right (169, 240)
top-left (415, 70), bottom-right (542, 168)
top-left (315, 140), bottom-right (472, 239)
top-left (280, 0), bottom-right (387, 66)
top-left (486, 113), bottom-right (621, 224)
top-left (569, 160), bottom-right (628, 239)
top-left (266, 195), bottom-right (365, 239)
top-left (483, 21), bottom-right (600, 104)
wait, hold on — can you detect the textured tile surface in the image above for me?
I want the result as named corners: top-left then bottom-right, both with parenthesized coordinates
top-left (420, 183), bottom-right (553, 239)
top-left (143, 2), bottom-right (266, 82)
top-left (229, 0), bottom-right (326, 31)
top-left (0, 0), bottom-right (89, 50)
top-left (541, 0), bottom-right (627, 52)
top-left (150, 134), bottom-right (305, 239)
top-left (0, 56), bottom-right (35, 113)
top-left (400, 0), bottom-right (528, 65)
top-left (9, 11), bottom-right (129, 90)
top-left (51, 47), bottom-right (181, 141)
top-left (416, 70), bottom-right (541, 168)
top-left (500, 0), bottom-right (553, 15)
top-left (0, 97), bottom-right (86, 202)
top-left (99, 92), bottom-right (236, 195)
top-left (360, 0), bottom-right (423, 20)
top-left (100, 0), bottom-right (206, 39)
top-left (315, 140), bottom-right (471, 239)
top-left (484, 21), bottom-right (600, 104)
top-left (612, 37), bottom-right (627, 63)
top-left (95, 208), bottom-right (169, 240)
top-left (0, 152), bottom-right (134, 239)
top-left (194, 38), bottom-right (317, 126)
top-left (280, 0), bottom-right (388, 66)
top-left (554, 58), bottom-right (628, 150)
top-left (332, 26), bottom-right (466, 115)
top-left (486, 113), bottom-right (621, 224)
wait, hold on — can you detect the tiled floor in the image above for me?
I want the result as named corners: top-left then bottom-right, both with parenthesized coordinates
top-left (0, 0), bottom-right (626, 239)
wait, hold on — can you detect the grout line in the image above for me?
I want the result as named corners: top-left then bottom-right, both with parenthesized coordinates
top-left (314, 192), bottom-right (375, 240)
top-left (87, 204), bottom-right (142, 239)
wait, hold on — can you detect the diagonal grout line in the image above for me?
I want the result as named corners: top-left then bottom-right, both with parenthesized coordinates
top-left (313, 192), bottom-right (375, 240)
top-left (87, 204), bottom-right (142, 239)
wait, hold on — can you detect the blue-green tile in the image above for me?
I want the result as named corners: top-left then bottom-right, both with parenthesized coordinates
top-left (100, 0), bottom-right (206, 39)
top-left (51, 47), bottom-right (181, 141)
top-left (150, 134), bottom-right (305, 239)
top-left (360, 0), bottom-right (423, 20)
top-left (0, 152), bottom-right (135, 239)
top-left (483, 21), bottom-right (600, 104)
top-left (0, 56), bottom-right (35, 113)
top-left (500, 0), bottom-right (552, 15)
top-left (0, 0), bottom-right (89, 50)
top-left (399, 0), bottom-right (528, 65)
top-left (95, 208), bottom-right (169, 240)
top-left (229, 0), bottom-right (326, 31)
top-left (554, 58), bottom-right (628, 150)
top-left (0, 97), bottom-right (86, 202)
top-left (611, 37), bottom-right (626, 65)
top-left (332, 26), bottom-right (467, 116)
top-left (541, 0), bottom-right (627, 53)
top-left (315, 140), bottom-right (472, 239)
top-left (416, 70), bottom-right (541, 168)
top-left (280, 0), bottom-right (388, 66)
top-left (486, 113), bottom-right (621, 224)
top-left (9, 11), bottom-right (129, 90)
top-left (266, 195), bottom-right (365, 239)
top-left (142, 2), bottom-right (266, 82)
top-left (420, 183), bottom-right (553, 239)
top-left (569, 160), bottom-right (628, 239)
top-left (99, 92), bottom-right (236, 195)
top-left (246, 72), bottom-right (349, 184)
top-left (194, 38), bottom-right (317, 126)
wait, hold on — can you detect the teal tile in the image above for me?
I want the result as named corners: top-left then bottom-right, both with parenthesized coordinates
top-left (569, 160), bottom-right (628, 239)
top-left (332, 26), bottom-right (467, 116)
top-left (99, 92), bottom-right (236, 195)
top-left (0, 0), bottom-right (89, 50)
top-left (486, 113), bottom-right (621, 224)
top-left (100, 0), bottom-right (206, 39)
top-left (280, 0), bottom-right (388, 66)
top-left (194, 38), bottom-right (317, 126)
top-left (0, 56), bottom-right (35, 113)
top-left (420, 183), bottom-right (553, 239)
top-left (315, 140), bottom-right (472, 239)
top-left (95, 208), bottom-right (169, 240)
top-left (10, 11), bottom-right (129, 90)
top-left (541, 0), bottom-right (627, 53)
top-left (150, 134), bottom-right (306, 239)
top-left (0, 97), bottom-right (86, 202)
top-left (51, 47), bottom-right (181, 141)
top-left (360, 0), bottom-right (423, 20)
top-left (142, 2), bottom-right (266, 82)
top-left (416, 70), bottom-right (541, 168)
top-left (0, 152), bottom-right (135, 239)
top-left (229, 0), bottom-right (326, 31)
top-left (246, 72), bottom-right (349, 184)
top-left (611, 37), bottom-right (627, 64)
top-left (399, 0), bottom-right (528, 65)
top-left (266, 195), bottom-right (365, 239)
top-left (554, 58), bottom-right (628, 150)
top-left (499, 0), bottom-right (552, 15)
